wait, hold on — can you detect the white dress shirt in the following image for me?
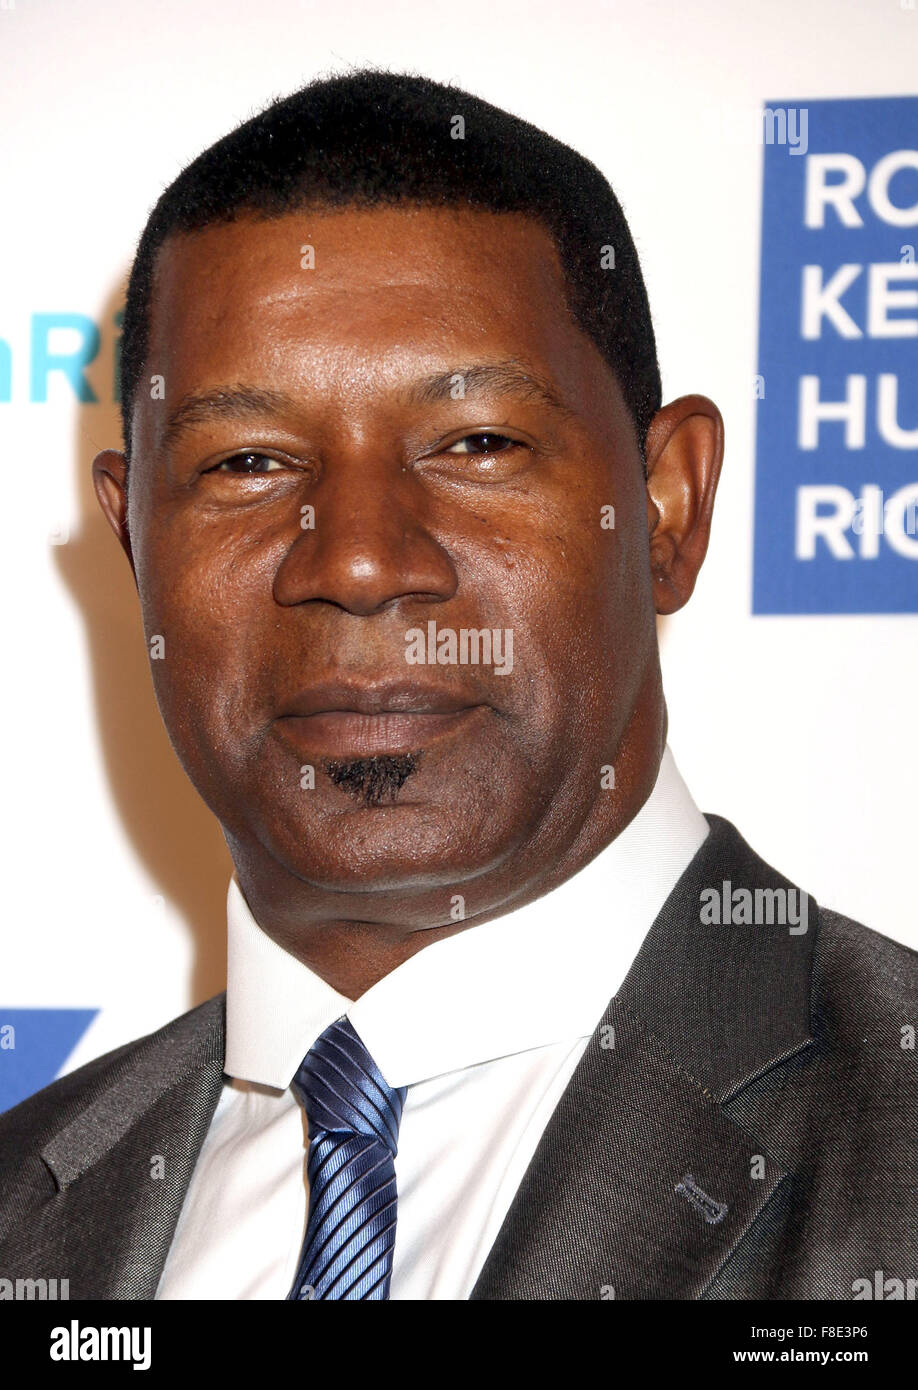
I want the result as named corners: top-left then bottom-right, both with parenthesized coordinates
top-left (156, 745), bottom-right (709, 1300)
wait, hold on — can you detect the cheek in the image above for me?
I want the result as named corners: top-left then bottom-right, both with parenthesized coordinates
top-left (139, 511), bottom-right (276, 633)
top-left (136, 525), bottom-right (279, 750)
top-left (505, 504), bottom-right (653, 742)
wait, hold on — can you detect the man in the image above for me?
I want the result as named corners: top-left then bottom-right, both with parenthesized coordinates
top-left (1, 70), bottom-right (915, 1302)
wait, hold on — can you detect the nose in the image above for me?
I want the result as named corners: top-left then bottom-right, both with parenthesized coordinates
top-left (272, 456), bottom-right (458, 616)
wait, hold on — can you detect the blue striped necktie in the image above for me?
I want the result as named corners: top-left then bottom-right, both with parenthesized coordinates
top-left (287, 1016), bottom-right (407, 1301)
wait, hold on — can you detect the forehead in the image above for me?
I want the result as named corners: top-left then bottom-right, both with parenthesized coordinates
top-left (145, 206), bottom-right (609, 406)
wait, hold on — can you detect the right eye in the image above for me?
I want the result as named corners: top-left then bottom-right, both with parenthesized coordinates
top-left (209, 453), bottom-right (287, 474)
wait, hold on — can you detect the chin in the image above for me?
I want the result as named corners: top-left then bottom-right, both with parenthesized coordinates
top-left (270, 799), bottom-right (521, 896)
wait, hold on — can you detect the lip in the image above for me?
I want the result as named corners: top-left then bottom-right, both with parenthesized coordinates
top-left (274, 679), bottom-right (489, 757)
top-left (278, 679), bottom-right (485, 719)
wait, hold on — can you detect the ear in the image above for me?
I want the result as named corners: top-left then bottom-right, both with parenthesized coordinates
top-left (92, 449), bottom-right (135, 574)
top-left (643, 394), bottom-right (724, 615)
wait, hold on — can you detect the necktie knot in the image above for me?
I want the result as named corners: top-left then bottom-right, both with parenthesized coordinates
top-left (292, 1016), bottom-right (405, 1158)
top-left (287, 1016), bottom-right (407, 1300)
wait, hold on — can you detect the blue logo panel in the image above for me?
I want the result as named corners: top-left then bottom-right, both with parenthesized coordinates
top-left (0, 1009), bottom-right (98, 1113)
top-left (754, 96), bottom-right (918, 614)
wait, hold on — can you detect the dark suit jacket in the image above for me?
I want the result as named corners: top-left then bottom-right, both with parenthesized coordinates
top-left (2, 815), bottom-right (916, 1300)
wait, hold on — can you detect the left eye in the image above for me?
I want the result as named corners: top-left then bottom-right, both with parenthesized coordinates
top-left (212, 453), bottom-right (285, 473)
top-left (444, 433), bottom-right (517, 455)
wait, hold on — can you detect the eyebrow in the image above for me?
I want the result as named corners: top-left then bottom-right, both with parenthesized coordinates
top-left (407, 362), bottom-right (574, 419)
top-left (159, 360), bottom-right (574, 452)
top-left (160, 385), bottom-right (294, 453)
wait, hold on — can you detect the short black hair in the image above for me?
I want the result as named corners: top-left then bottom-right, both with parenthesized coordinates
top-left (120, 68), bottom-right (662, 461)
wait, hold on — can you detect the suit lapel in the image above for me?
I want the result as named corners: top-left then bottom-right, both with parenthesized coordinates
top-left (471, 815), bottom-right (817, 1300)
top-left (34, 995), bottom-right (226, 1299)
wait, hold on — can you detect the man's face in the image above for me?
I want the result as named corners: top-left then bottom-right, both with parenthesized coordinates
top-left (123, 206), bottom-right (660, 906)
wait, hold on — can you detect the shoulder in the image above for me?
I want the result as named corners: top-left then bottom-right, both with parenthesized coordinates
top-left (811, 907), bottom-right (918, 1075)
top-left (814, 906), bottom-right (918, 1021)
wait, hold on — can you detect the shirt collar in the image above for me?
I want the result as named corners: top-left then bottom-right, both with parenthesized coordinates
top-left (225, 744), bottom-right (709, 1090)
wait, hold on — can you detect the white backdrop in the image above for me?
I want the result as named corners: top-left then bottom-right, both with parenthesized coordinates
top-left (2, 0), bottom-right (916, 1088)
